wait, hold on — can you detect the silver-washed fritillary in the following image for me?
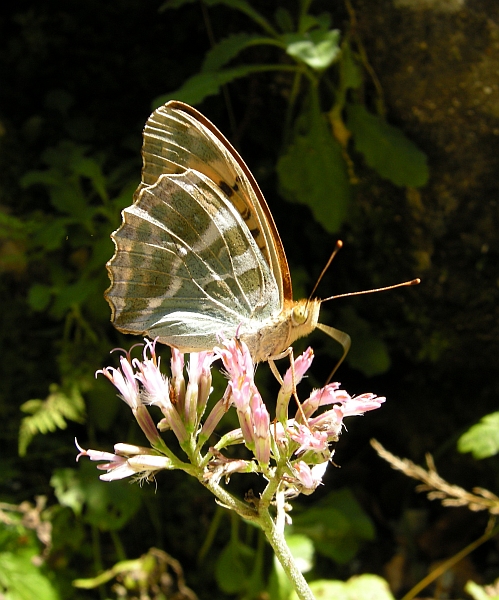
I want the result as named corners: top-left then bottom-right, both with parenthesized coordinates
top-left (105, 101), bottom-right (350, 364)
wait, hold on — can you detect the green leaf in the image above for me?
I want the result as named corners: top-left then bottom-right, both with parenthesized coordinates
top-left (51, 277), bottom-right (100, 317)
top-left (458, 412), bottom-right (499, 459)
top-left (27, 283), bottom-right (52, 311)
top-left (340, 42), bottom-right (363, 91)
top-left (283, 29), bottom-right (341, 70)
top-left (344, 575), bottom-right (396, 600)
top-left (30, 217), bottom-right (69, 251)
top-left (285, 534), bottom-right (314, 573)
top-left (51, 462), bottom-right (142, 530)
top-left (0, 211), bottom-right (30, 241)
top-left (275, 7), bottom-right (294, 33)
top-left (347, 103), bottom-right (429, 187)
top-left (292, 488), bottom-right (375, 563)
top-left (202, 33), bottom-right (268, 72)
top-left (0, 549), bottom-right (60, 600)
top-left (299, 13), bottom-right (332, 33)
top-left (277, 96), bottom-right (350, 233)
top-left (154, 65), bottom-right (270, 107)
top-left (203, 0), bottom-right (277, 36)
top-left (293, 574), bottom-right (395, 600)
top-left (337, 306), bottom-right (391, 376)
top-left (465, 580), bottom-right (499, 600)
top-left (70, 155), bottom-right (108, 201)
top-left (215, 538), bottom-right (254, 593)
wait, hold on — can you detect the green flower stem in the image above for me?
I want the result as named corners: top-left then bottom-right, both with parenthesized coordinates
top-left (201, 477), bottom-right (259, 522)
top-left (258, 505), bottom-right (315, 600)
top-left (200, 474), bottom-right (314, 599)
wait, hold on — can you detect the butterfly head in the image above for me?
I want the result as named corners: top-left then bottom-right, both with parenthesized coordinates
top-left (286, 298), bottom-right (322, 347)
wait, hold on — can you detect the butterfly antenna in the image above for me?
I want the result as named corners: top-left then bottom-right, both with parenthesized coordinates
top-left (307, 240), bottom-right (343, 304)
top-left (321, 278), bottom-right (420, 303)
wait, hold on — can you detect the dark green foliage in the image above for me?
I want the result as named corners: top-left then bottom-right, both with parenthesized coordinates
top-left (292, 489), bottom-right (375, 564)
top-left (277, 92), bottom-right (351, 233)
top-left (347, 103), bottom-right (429, 188)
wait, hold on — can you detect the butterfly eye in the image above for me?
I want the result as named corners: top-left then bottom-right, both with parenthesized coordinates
top-left (291, 304), bottom-right (308, 325)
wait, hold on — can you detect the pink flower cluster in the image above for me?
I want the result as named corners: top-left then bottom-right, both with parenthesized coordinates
top-left (77, 338), bottom-right (385, 495)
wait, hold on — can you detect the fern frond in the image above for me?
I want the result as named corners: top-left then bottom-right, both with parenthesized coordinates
top-left (19, 384), bottom-right (86, 456)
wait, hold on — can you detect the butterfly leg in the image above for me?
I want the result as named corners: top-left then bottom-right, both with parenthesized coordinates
top-left (270, 348), bottom-right (308, 423)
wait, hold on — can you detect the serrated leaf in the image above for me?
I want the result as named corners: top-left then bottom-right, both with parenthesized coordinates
top-left (154, 65), bottom-right (268, 108)
top-left (202, 33), bottom-right (266, 72)
top-left (347, 103), bottom-right (429, 187)
top-left (458, 412), bottom-right (499, 459)
top-left (277, 97), bottom-right (350, 233)
top-left (283, 29), bottom-right (341, 70)
top-left (19, 383), bottom-right (85, 455)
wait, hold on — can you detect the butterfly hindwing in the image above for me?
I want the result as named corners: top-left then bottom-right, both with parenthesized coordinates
top-left (106, 168), bottom-right (280, 351)
top-left (140, 102), bottom-right (292, 301)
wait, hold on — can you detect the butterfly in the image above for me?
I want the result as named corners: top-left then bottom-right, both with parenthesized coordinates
top-left (105, 101), bottom-right (350, 366)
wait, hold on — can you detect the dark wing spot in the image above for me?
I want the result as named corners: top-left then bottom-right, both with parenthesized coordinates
top-left (240, 206), bottom-right (251, 220)
top-left (218, 180), bottom-right (234, 197)
top-left (249, 227), bottom-right (261, 241)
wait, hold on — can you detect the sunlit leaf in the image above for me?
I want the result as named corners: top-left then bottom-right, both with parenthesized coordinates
top-left (0, 549), bottom-right (60, 600)
top-left (458, 412), bottom-right (499, 459)
top-left (294, 574), bottom-right (396, 600)
top-left (283, 29), bottom-right (341, 70)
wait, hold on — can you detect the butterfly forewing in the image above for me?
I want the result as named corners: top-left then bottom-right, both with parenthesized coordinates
top-left (139, 102), bottom-right (292, 301)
